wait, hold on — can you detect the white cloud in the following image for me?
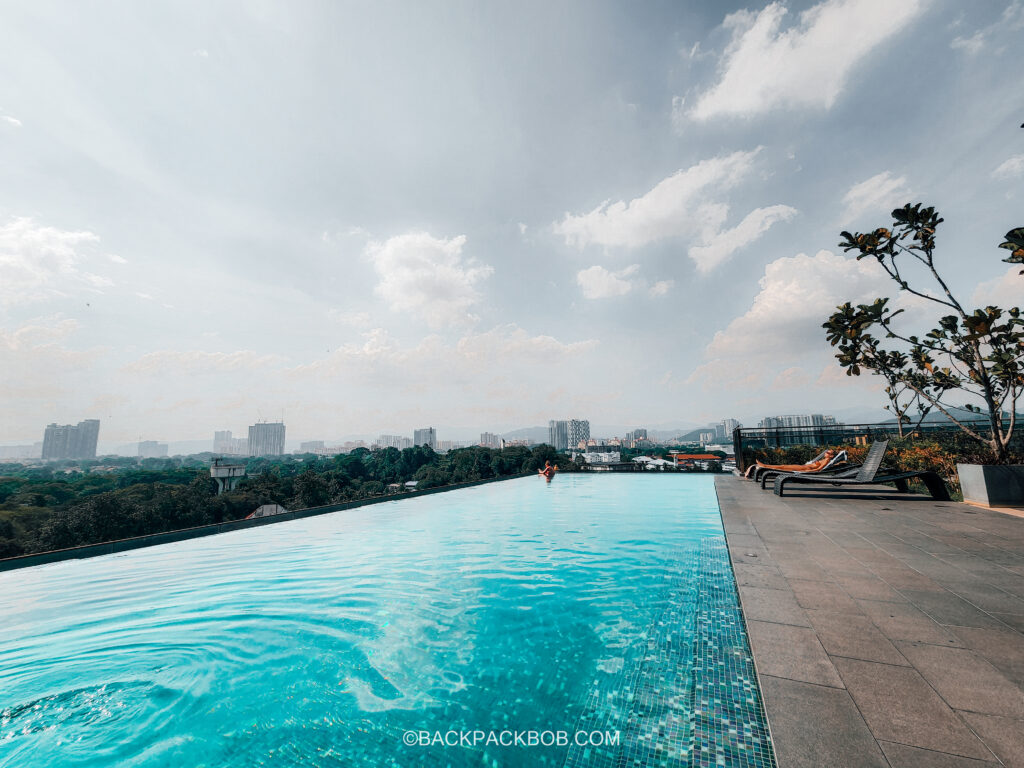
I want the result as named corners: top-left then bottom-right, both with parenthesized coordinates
top-left (773, 366), bottom-right (810, 390)
top-left (321, 226), bottom-right (371, 245)
top-left (950, 31), bottom-right (985, 55)
top-left (0, 317), bottom-right (98, 400)
top-left (689, 0), bottom-right (926, 121)
top-left (972, 267), bottom-right (1023, 308)
top-left (121, 350), bottom-right (285, 375)
top-left (455, 324), bottom-right (599, 362)
top-left (670, 96), bottom-right (687, 135)
top-left (554, 148), bottom-right (763, 250)
top-left (366, 232), bottom-right (493, 328)
top-left (951, 2), bottom-right (1024, 55)
top-left (992, 154), bottom-right (1024, 181)
top-left (192, 49), bottom-right (209, 58)
top-left (2, 115), bottom-right (21, 127)
top-left (688, 249), bottom-right (906, 390)
top-left (576, 264), bottom-right (640, 299)
top-left (1, 316), bottom-right (80, 352)
top-left (555, 150), bottom-right (795, 272)
top-left (686, 41), bottom-right (712, 60)
top-left (0, 217), bottom-right (114, 306)
top-left (650, 280), bottom-right (674, 297)
top-left (816, 361), bottom-right (866, 388)
top-left (329, 309), bottom-right (372, 327)
top-left (108, 253), bottom-right (127, 264)
top-left (840, 171), bottom-right (910, 224)
top-left (279, 325), bottom-right (600, 430)
top-left (81, 272), bottom-right (113, 288)
top-left (688, 205), bottom-right (798, 273)
top-left (289, 324), bottom-right (597, 385)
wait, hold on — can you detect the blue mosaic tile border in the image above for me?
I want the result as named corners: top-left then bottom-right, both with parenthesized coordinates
top-left (564, 536), bottom-right (777, 768)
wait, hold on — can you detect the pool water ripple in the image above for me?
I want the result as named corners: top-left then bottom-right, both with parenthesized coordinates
top-left (0, 474), bottom-right (774, 767)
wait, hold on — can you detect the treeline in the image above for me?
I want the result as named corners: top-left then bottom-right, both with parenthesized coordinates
top-left (0, 444), bottom-right (572, 559)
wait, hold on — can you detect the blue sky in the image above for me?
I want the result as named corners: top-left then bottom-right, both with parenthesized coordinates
top-left (1, 0), bottom-right (1022, 447)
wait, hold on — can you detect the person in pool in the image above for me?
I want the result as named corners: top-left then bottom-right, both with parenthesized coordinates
top-left (539, 460), bottom-right (558, 481)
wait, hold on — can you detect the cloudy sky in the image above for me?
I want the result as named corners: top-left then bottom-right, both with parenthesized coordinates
top-left (1, 0), bottom-right (1022, 448)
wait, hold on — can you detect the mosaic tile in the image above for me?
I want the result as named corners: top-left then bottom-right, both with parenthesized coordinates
top-left (564, 537), bottom-right (777, 768)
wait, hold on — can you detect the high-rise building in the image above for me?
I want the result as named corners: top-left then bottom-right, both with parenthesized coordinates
top-left (568, 419), bottom-right (590, 450)
top-left (721, 418), bottom-right (741, 438)
top-left (299, 440), bottom-right (326, 455)
top-left (42, 419), bottom-right (100, 460)
top-left (413, 427), bottom-right (436, 450)
top-left (480, 432), bottom-right (501, 449)
top-left (214, 430), bottom-right (233, 453)
top-left (248, 422), bottom-right (286, 456)
top-left (377, 434), bottom-right (413, 450)
top-left (437, 440), bottom-right (467, 453)
top-left (547, 420), bottom-right (568, 451)
top-left (214, 430), bottom-right (248, 455)
top-left (138, 440), bottom-right (168, 458)
top-left (76, 419), bottom-right (100, 458)
top-left (42, 424), bottom-right (72, 459)
top-left (758, 414), bottom-right (837, 429)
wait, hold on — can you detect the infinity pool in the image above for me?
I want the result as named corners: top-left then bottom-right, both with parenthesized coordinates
top-left (0, 474), bottom-right (775, 767)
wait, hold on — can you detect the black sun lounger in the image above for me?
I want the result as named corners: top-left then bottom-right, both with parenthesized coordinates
top-left (747, 448), bottom-right (830, 483)
top-left (773, 440), bottom-right (950, 501)
top-left (758, 450), bottom-right (849, 489)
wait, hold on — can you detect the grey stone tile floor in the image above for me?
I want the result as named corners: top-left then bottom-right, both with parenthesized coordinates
top-left (716, 476), bottom-right (1024, 767)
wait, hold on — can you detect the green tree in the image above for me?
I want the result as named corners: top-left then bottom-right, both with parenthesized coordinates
top-left (825, 205), bottom-right (1023, 461)
top-left (294, 469), bottom-right (330, 508)
top-left (0, 518), bottom-right (23, 557)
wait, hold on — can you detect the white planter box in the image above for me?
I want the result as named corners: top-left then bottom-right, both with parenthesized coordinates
top-left (957, 464), bottom-right (1024, 507)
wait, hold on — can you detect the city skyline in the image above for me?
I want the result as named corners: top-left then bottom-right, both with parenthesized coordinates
top-left (12, 411), bottom-right (756, 458)
top-left (2, 1), bottom-right (1022, 445)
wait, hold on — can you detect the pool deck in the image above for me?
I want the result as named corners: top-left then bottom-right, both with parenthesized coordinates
top-left (716, 476), bottom-right (1024, 768)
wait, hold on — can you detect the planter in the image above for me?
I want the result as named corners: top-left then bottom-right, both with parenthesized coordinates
top-left (956, 464), bottom-right (1024, 507)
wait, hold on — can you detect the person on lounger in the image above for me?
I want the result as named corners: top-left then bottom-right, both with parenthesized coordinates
top-left (744, 450), bottom-right (836, 478)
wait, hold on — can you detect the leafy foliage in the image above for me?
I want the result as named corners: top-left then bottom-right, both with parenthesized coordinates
top-left (825, 204), bottom-right (1024, 462)
top-left (0, 444), bottom-right (578, 558)
top-left (999, 226), bottom-right (1024, 274)
top-left (746, 433), bottom-right (1022, 500)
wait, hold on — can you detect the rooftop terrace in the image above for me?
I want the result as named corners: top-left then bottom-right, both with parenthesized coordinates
top-left (717, 476), bottom-right (1024, 767)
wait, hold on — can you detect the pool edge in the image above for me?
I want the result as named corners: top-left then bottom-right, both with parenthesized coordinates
top-left (0, 472), bottom-right (533, 573)
top-left (713, 476), bottom-right (781, 768)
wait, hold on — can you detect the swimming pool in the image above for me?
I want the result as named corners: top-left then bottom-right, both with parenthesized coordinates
top-left (0, 474), bottom-right (775, 767)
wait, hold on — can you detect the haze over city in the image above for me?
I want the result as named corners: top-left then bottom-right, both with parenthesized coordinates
top-left (2, 0), bottom-right (1022, 449)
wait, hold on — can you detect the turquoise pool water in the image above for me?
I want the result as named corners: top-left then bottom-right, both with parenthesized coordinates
top-left (0, 474), bottom-right (775, 767)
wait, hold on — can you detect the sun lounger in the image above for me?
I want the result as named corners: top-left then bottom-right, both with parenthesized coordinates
top-left (773, 440), bottom-right (950, 500)
top-left (758, 450), bottom-right (849, 489)
top-left (747, 449), bottom-right (831, 482)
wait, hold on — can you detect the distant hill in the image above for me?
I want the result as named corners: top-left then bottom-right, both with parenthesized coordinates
top-left (501, 426), bottom-right (549, 444)
top-left (877, 406), bottom-right (1022, 426)
top-left (676, 428), bottom-right (713, 443)
top-left (499, 424), bottom-right (704, 445)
